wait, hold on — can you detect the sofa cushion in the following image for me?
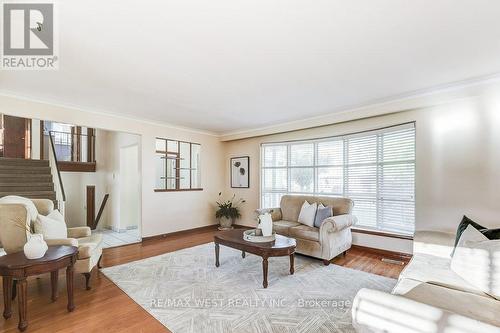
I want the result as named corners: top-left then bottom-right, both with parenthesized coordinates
top-left (314, 205), bottom-right (332, 228)
top-left (289, 225), bottom-right (320, 242)
top-left (454, 216), bottom-right (500, 250)
top-left (400, 253), bottom-right (489, 297)
top-left (297, 201), bottom-right (317, 227)
top-left (273, 220), bottom-right (301, 236)
top-left (34, 214), bottom-right (67, 239)
top-left (451, 225), bottom-right (500, 299)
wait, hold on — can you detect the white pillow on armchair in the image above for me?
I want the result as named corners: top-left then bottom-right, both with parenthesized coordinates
top-left (33, 211), bottom-right (68, 239)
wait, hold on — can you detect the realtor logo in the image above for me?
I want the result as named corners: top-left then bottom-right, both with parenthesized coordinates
top-left (1, 2), bottom-right (58, 70)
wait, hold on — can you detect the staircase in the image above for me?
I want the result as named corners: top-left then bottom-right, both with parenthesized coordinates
top-left (0, 158), bottom-right (56, 203)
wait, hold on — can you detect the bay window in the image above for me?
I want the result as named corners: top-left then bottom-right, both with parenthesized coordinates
top-left (260, 123), bottom-right (415, 235)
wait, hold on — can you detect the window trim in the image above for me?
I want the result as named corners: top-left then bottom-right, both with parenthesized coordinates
top-left (155, 138), bottom-right (202, 192)
top-left (260, 122), bottom-right (416, 236)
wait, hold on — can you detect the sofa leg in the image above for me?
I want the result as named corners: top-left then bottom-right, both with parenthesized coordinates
top-left (322, 259), bottom-right (331, 266)
top-left (83, 273), bottom-right (91, 291)
top-left (97, 254), bottom-right (103, 269)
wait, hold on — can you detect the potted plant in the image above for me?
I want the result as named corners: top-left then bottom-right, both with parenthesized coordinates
top-left (215, 193), bottom-right (245, 230)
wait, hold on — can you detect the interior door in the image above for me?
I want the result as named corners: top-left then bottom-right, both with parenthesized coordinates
top-left (3, 115), bottom-right (31, 159)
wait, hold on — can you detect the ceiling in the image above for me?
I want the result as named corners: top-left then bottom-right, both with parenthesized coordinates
top-left (1, 0), bottom-right (500, 135)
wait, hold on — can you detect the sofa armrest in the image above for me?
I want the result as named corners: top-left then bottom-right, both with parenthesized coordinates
top-left (67, 227), bottom-right (91, 238)
top-left (352, 288), bottom-right (500, 333)
top-left (321, 214), bottom-right (356, 233)
top-left (46, 238), bottom-right (78, 247)
top-left (255, 208), bottom-right (282, 222)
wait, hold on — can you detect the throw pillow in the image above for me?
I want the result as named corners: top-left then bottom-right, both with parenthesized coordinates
top-left (314, 205), bottom-right (333, 228)
top-left (453, 215), bottom-right (500, 254)
top-left (451, 225), bottom-right (500, 299)
top-left (0, 195), bottom-right (38, 223)
top-left (34, 214), bottom-right (68, 239)
top-left (297, 201), bottom-right (317, 227)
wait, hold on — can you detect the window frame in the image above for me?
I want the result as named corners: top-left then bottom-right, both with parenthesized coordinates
top-left (154, 138), bottom-right (202, 192)
top-left (260, 122), bottom-right (416, 236)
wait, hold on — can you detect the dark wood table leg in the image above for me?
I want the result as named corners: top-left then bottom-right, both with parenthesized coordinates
top-left (66, 264), bottom-right (75, 312)
top-left (17, 278), bottom-right (27, 332)
top-left (242, 251), bottom-right (246, 258)
top-left (3, 276), bottom-right (12, 319)
top-left (290, 253), bottom-right (295, 275)
top-left (262, 257), bottom-right (268, 288)
top-left (51, 270), bottom-right (59, 302)
top-left (215, 243), bottom-right (220, 267)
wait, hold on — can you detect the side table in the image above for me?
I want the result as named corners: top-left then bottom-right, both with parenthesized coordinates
top-left (0, 245), bottom-right (78, 332)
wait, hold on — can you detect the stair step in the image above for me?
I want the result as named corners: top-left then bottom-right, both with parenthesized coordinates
top-left (0, 165), bottom-right (51, 174)
top-left (0, 158), bottom-right (49, 167)
top-left (0, 183), bottom-right (54, 192)
top-left (0, 191), bottom-right (56, 200)
top-left (0, 174), bottom-right (53, 183)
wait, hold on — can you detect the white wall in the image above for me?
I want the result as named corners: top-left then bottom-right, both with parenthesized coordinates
top-left (223, 83), bottom-right (500, 254)
top-left (1, 95), bottom-right (225, 237)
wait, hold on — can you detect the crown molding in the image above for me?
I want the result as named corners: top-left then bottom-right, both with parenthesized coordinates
top-left (219, 72), bottom-right (500, 141)
top-left (0, 90), bottom-right (219, 137)
top-left (2, 72), bottom-right (500, 141)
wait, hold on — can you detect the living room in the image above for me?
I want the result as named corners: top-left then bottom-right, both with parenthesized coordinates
top-left (0, 1), bottom-right (499, 333)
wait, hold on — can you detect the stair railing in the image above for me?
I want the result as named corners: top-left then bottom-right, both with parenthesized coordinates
top-left (48, 131), bottom-right (66, 215)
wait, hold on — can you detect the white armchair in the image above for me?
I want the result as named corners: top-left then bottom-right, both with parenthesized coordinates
top-left (0, 198), bottom-right (103, 290)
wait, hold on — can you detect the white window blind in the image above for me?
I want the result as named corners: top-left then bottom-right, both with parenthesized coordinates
top-left (260, 123), bottom-right (415, 235)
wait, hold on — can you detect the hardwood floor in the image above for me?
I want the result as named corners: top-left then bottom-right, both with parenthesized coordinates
top-left (0, 227), bottom-right (409, 333)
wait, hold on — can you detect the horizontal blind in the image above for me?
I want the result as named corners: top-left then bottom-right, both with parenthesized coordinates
top-left (261, 123), bottom-right (415, 235)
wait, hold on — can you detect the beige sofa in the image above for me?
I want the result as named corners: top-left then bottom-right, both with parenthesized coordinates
top-left (256, 195), bottom-right (356, 264)
top-left (0, 198), bottom-right (103, 290)
top-left (352, 230), bottom-right (500, 333)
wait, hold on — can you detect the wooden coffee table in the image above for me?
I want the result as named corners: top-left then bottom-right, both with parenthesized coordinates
top-left (0, 246), bottom-right (78, 332)
top-left (214, 229), bottom-right (296, 288)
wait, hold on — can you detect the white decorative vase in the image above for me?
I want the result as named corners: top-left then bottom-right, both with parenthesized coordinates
top-left (257, 213), bottom-right (273, 237)
top-left (23, 234), bottom-right (48, 259)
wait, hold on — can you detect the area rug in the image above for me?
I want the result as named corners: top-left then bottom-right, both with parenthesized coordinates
top-left (102, 243), bottom-right (396, 333)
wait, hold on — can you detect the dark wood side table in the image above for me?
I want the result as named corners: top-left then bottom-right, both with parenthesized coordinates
top-left (214, 229), bottom-right (296, 288)
top-left (0, 245), bottom-right (78, 332)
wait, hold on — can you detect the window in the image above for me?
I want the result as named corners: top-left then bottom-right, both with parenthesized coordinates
top-left (155, 138), bottom-right (202, 191)
top-left (261, 123), bottom-right (415, 235)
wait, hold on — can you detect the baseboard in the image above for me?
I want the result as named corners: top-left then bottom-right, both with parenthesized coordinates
top-left (351, 244), bottom-right (412, 261)
top-left (142, 224), bottom-right (219, 242)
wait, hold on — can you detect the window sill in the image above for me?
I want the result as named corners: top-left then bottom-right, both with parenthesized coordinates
top-left (351, 227), bottom-right (414, 240)
top-left (154, 188), bottom-right (203, 192)
top-left (58, 161), bottom-right (96, 172)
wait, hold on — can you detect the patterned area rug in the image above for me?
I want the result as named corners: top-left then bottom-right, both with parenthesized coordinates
top-left (102, 243), bottom-right (396, 333)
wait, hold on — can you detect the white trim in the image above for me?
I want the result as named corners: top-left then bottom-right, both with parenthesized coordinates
top-left (0, 90), bottom-right (219, 137)
top-left (221, 72), bottom-right (500, 141)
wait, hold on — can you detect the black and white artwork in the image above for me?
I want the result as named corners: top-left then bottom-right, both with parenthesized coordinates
top-left (230, 156), bottom-right (249, 188)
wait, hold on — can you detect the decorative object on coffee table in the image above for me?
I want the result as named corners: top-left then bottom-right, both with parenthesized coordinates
top-left (257, 212), bottom-right (273, 236)
top-left (230, 156), bottom-right (249, 188)
top-left (215, 192), bottom-right (246, 230)
top-left (0, 245), bottom-right (78, 332)
top-left (243, 229), bottom-right (276, 242)
top-left (214, 229), bottom-right (296, 288)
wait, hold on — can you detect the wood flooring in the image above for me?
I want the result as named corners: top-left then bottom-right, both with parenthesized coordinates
top-left (0, 227), bottom-right (409, 333)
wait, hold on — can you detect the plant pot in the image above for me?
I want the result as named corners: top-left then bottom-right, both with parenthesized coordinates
top-left (218, 217), bottom-right (235, 231)
top-left (23, 234), bottom-right (48, 259)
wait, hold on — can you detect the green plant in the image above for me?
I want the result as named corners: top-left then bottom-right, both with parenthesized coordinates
top-left (215, 192), bottom-right (246, 220)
